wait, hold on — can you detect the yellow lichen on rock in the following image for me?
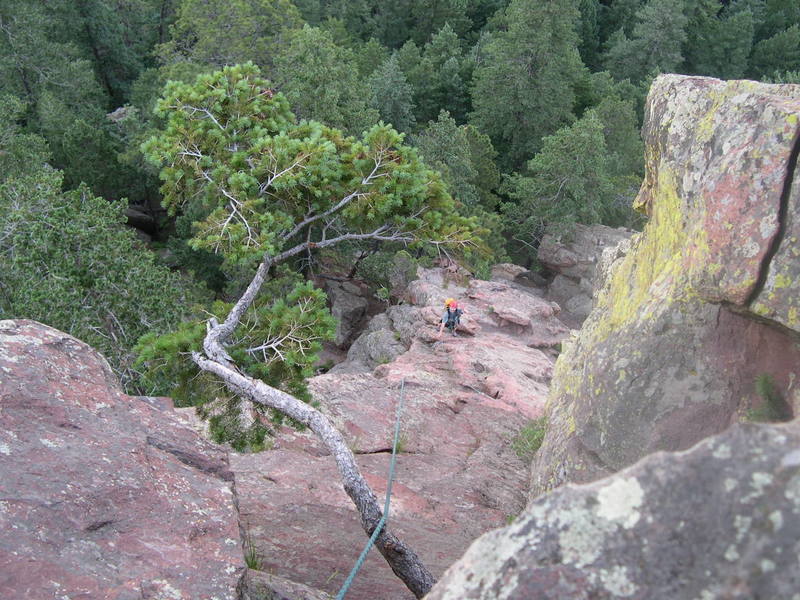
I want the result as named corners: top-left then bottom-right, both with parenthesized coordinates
top-left (593, 168), bottom-right (692, 342)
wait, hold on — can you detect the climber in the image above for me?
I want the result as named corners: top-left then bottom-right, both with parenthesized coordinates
top-left (437, 298), bottom-right (464, 338)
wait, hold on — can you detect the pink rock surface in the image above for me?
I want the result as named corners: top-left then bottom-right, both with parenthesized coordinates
top-left (0, 320), bottom-right (244, 599)
top-left (237, 269), bottom-right (569, 599)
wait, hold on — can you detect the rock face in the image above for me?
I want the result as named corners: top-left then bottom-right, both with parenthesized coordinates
top-left (322, 279), bottom-right (370, 348)
top-left (236, 268), bottom-right (570, 599)
top-left (0, 320), bottom-right (244, 599)
top-left (537, 223), bottom-right (634, 322)
top-left (426, 420), bottom-right (800, 599)
top-left (531, 75), bottom-right (800, 497)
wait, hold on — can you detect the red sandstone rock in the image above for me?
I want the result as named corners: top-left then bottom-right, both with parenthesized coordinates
top-left (531, 75), bottom-right (800, 499)
top-left (236, 267), bottom-right (569, 599)
top-left (0, 320), bottom-right (244, 599)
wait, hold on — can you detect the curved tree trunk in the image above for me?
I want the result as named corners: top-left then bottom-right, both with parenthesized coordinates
top-left (192, 352), bottom-right (436, 598)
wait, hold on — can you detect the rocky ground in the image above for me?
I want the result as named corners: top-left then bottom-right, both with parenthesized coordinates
top-left (233, 266), bottom-right (570, 599)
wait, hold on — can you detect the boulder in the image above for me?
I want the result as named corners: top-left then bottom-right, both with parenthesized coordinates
top-left (240, 571), bottom-right (332, 600)
top-left (324, 279), bottom-right (369, 348)
top-left (0, 320), bottom-right (244, 599)
top-left (531, 75), bottom-right (800, 498)
top-left (426, 420), bottom-right (800, 599)
top-left (124, 205), bottom-right (157, 235)
top-left (537, 224), bottom-right (634, 321)
top-left (387, 250), bottom-right (420, 299)
top-left (538, 224), bottom-right (633, 282)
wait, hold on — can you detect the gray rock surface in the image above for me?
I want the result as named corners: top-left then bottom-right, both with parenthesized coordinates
top-left (538, 224), bottom-right (634, 321)
top-left (324, 279), bottom-right (369, 348)
top-left (531, 75), bottom-right (800, 498)
top-left (426, 420), bottom-right (800, 600)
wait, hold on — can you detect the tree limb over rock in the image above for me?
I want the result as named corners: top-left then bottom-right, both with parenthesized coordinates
top-left (144, 62), bottom-right (485, 597)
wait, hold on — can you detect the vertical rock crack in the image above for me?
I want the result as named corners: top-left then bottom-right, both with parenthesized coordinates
top-left (746, 125), bottom-right (800, 306)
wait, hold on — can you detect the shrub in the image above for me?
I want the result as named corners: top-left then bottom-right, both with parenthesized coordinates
top-left (512, 417), bottom-right (548, 461)
top-left (747, 374), bottom-right (793, 423)
top-left (0, 168), bottom-right (206, 390)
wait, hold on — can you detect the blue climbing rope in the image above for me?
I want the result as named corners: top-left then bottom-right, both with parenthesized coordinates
top-left (336, 379), bottom-right (406, 600)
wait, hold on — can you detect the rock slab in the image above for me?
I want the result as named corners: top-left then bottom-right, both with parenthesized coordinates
top-left (236, 268), bottom-right (570, 599)
top-left (427, 420), bottom-right (800, 599)
top-left (0, 320), bottom-right (244, 599)
top-left (531, 75), bottom-right (800, 497)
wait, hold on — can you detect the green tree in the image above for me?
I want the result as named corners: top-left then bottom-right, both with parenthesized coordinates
top-left (353, 37), bottom-right (391, 77)
top-left (599, 0), bottom-right (643, 40)
top-left (418, 24), bottom-right (471, 124)
top-left (158, 0), bottom-right (302, 69)
top-left (577, 0), bottom-right (602, 70)
top-left (368, 53), bottom-right (417, 132)
top-left (684, 1), bottom-right (754, 79)
top-left (407, 0), bottom-right (473, 45)
top-left (470, 0), bottom-right (585, 170)
top-left (0, 95), bottom-right (50, 178)
top-left (0, 168), bottom-right (203, 387)
top-left (48, 0), bottom-right (177, 106)
top-left (271, 25), bottom-right (379, 134)
top-left (749, 23), bottom-right (800, 78)
top-left (758, 0), bottom-right (800, 41)
top-left (142, 63), bottom-right (482, 596)
top-left (0, 1), bottom-right (141, 198)
top-left (503, 110), bottom-right (641, 262)
top-left (393, 26), bottom-right (471, 125)
top-left (412, 111), bottom-right (506, 265)
top-left (602, 0), bottom-right (688, 84)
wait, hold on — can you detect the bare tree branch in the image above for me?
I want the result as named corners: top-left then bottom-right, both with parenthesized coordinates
top-left (192, 352), bottom-right (436, 597)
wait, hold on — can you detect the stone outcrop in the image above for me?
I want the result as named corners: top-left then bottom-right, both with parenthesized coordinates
top-left (531, 75), bottom-right (800, 497)
top-left (0, 320), bottom-right (244, 599)
top-left (537, 223), bottom-right (634, 322)
top-left (236, 268), bottom-right (570, 599)
top-left (426, 420), bottom-right (800, 599)
top-left (322, 279), bottom-right (369, 348)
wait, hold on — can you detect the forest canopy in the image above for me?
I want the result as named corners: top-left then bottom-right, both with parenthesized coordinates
top-left (1, 0), bottom-right (799, 391)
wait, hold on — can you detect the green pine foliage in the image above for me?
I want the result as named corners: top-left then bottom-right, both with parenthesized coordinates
top-left (0, 168), bottom-right (205, 389)
top-left (271, 25), bottom-right (379, 134)
top-left (144, 62), bottom-right (483, 269)
top-left (470, 0), bottom-right (586, 170)
top-left (503, 109), bottom-right (642, 262)
top-left (368, 53), bottom-right (417, 133)
top-left (683, 0), bottom-right (755, 79)
top-left (602, 0), bottom-right (689, 84)
top-left (749, 24), bottom-right (800, 77)
top-left (134, 274), bottom-right (336, 450)
top-left (157, 0), bottom-right (303, 70)
top-left (412, 111), bottom-right (507, 266)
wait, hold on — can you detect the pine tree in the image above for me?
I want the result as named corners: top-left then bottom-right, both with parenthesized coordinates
top-left (599, 0), bottom-right (644, 41)
top-left (470, 0), bottom-right (585, 170)
top-left (368, 54), bottom-right (416, 132)
top-left (577, 0), bottom-right (602, 70)
top-left (602, 0), bottom-right (688, 84)
top-left (157, 0), bottom-right (303, 69)
top-left (271, 25), bottom-right (379, 135)
top-left (749, 24), bottom-right (800, 78)
top-left (684, 1), bottom-right (754, 79)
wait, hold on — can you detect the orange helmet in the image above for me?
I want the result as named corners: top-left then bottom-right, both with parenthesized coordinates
top-left (445, 298), bottom-right (457, 308)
